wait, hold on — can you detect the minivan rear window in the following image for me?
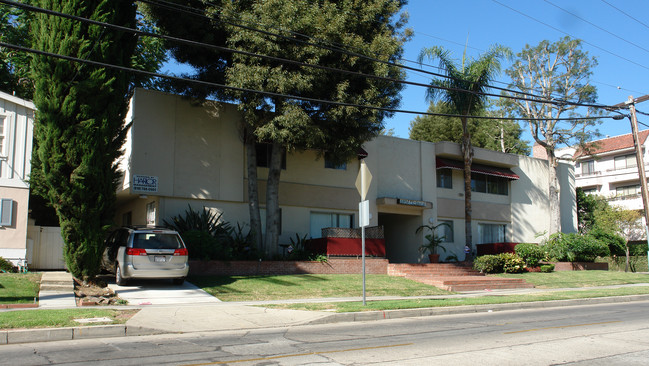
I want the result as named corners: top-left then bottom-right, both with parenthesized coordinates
top-left (133, 233), bottom-right (183, 250)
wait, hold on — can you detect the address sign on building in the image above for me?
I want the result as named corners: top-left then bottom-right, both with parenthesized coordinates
top-left (133, 175), bottom-right (159, 193)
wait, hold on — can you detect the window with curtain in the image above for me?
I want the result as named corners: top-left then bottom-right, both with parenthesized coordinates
top-left (438, 220), bottom-right (454, 242)
top-left (581, 160), bottom-right (595, 175)
top-left (614, 154), bottom-right (637, 170)
top-left (478, 223), bottom-right (506, 244)
top-left (437, 168), bottom-right (452, 189)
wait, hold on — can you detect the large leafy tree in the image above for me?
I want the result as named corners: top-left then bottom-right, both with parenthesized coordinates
top-left (0, 4), bottom-right (33, 99)
top-left (29, 0), bottom-right (140, 282)
top-left (409, 101), bottom-right (529, 154)
top-left (150, 0), bottom-right (408, 256)
top-left (1, 3), bottom-right (167, 99)
top-left (502, 36), bottom-right (601, 234)
top-left (418, 45), bottom-right (511, 260)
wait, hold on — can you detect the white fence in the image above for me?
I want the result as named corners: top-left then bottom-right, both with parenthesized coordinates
top-left (27, 225), bottom-right (66, 270)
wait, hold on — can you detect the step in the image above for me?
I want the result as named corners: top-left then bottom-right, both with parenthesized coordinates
top-left (401, 275), bottom-right (534, 292)
top-left (39, 283), bottom-right (74, 292)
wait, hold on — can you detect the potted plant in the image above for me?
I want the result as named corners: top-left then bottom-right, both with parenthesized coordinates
top-left (416, 222), bottom-right (450, 263)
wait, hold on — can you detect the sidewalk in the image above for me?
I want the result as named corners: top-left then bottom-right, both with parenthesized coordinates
top-left (3, 272), bottom-right (649, 345)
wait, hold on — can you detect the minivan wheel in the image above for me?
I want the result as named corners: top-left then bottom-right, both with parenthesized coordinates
top-left (116, 265), bottom-right (127, 286)
top-left (172, 278), bottom-right (185, 285)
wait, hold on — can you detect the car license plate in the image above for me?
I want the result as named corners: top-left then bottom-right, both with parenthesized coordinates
top-left (154, 256), bottom-right (166, 262)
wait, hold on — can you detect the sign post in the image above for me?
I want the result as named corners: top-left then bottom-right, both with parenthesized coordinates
top-left (355, 159), bottom-right (372, 305)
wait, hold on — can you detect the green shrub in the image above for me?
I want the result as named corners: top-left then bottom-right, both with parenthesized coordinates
top-left (541, 232), bottom-right (610, 262)
top-left (500, 252), bottom-right (526, 273)
top-left (228, 223), bottom-right (259, 260)
top-left (542, 232), bottom-right (570, 261)
top-left (515, 243), bottom-right (545, 266)
top-left (540, 264), bottom-right (555, 273)
top-left (0, 256), bottom-right (16, 272)
top-left (588, 228), bottom-right (626, 256)
top-left (473, 255), bottom-right (504, 274)
top-left (181, 230), bottom-right (230, 260)
top-left (571, 234), bottom-right (610, 262)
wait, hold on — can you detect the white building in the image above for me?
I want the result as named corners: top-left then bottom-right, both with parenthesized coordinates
top-left (114, 89), bottom-right (577, 263)
top-left (0, 91), bottom-right (35, 268)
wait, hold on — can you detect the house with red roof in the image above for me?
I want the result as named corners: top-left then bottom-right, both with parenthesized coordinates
top-left (569, 130), bottom-right (649, 214)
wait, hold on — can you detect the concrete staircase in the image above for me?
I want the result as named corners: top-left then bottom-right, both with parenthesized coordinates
top-left (388, 263), bottom-right (534, 292)
top-left (39, 271), bottom-right (77, 307)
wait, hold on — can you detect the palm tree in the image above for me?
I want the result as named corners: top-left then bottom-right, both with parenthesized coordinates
top-left (418, 45), bottom-right (511, 261)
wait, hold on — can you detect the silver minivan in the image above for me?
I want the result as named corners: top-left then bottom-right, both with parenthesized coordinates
top-left (102, 227), bottom-right (189, 285)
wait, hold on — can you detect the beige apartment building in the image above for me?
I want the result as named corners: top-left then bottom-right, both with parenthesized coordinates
top-left (115, 89), bottom-right (576, 263)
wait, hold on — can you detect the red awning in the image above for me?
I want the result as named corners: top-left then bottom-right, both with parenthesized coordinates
top-left (436, 157), bottom-right (519, 180)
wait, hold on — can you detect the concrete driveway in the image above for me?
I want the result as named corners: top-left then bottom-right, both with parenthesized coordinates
top-left (107, 279), bottom-right (221, 306)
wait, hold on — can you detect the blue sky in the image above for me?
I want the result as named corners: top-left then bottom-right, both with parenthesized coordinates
top-left (387, 0), bottom-right (649, 146)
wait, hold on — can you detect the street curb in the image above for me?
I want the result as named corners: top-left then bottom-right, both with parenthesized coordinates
top-left (0, 325), bottom-right (165, 345)
top-left (2, 294), bottom-right (649, 345)
top-left (306, 294), bottom-right (649, 325)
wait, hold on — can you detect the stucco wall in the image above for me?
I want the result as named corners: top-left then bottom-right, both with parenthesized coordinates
top-left (510, 156), bottom-right (552, 243)
top-left (128, 89), bottom-right (245, 201)
top-left (0, 187), bottom-right (29, 251)
top-left (0, 92), bottom-right (35, 261)
top-left (558, 161), bottom-right (577, 233)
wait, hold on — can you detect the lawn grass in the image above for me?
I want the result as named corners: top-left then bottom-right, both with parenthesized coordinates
top-left (263, 286), bottom-right (649, 312)
top-left (0, 273), bottom-right (41, 304)
top-left (0, 309), bottom-right (139, 330)
top-left (494, 271), bottom-right (649, 288)
top-left (188, 274), bottom-right (452, 301)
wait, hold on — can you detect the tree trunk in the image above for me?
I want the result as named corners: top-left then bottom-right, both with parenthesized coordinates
top-left (245, 135), bottom-right (263, 253)
top-left (499, 123), bottom-right (506, 153)
top-left (625, 244), bottom-right (630, 272)
top-left (265, 141), bottom-right (283, 257)
top-left (547, 153), bottom-right (561, 234)
top-left (461, 117), bottom-right (473, 261)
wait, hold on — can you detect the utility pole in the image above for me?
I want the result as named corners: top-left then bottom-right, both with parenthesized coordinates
top-left (612, 95), bottom-right (649, 270)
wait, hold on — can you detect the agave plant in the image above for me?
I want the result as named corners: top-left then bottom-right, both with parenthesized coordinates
top-left (164, 204), bottom-right (231, 237)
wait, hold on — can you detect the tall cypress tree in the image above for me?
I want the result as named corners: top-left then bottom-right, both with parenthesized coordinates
top-left (29, 1), bottom-right (138, 282)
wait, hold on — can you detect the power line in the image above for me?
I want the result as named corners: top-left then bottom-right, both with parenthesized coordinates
top-left (0, 41), bottom-right (612, 123)
top-left (600, 0), bottom-right (649, 31)
top-left (491, 0), bottom-right (649, 72)
top-left (136, 0), bottom-right (567, 103)
top-left (6, 0), bottom-right (610, 111)
top-left (544, 0), bottom-right (649, 55)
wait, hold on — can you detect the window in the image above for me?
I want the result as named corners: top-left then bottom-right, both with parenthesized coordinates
top-left (0, 198), bottom-right (13, 226)
top-left (256, 143), bottom-right (286, 169)
top-left (438, 220), bottom-right (454, 242)
top-left (146, 201), bottom-right (156, 226)
top-left (616, 185), bottom-right (641, 198)
top-left (324, 153), bottom-right (347, 170)
top-left (582, 188), bottom-right (597, 195)
top-left (581, 160), bottom-right (595, 175)
top-left (310, 212), bottom-right (353, 238)
top-left (471, 173), bottom-right (508, 195)
top-left (614, 154), bottom-right (637, 170)
top-left (437, 168), bottom-right (452, 189)
top-left (478, 223), bottom-right (506, 244)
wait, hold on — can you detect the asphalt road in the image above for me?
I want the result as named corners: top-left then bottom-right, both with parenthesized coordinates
top-left (3, 301), bottom-right (649, 365)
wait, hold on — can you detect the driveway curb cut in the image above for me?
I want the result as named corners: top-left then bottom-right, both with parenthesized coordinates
top-left (3, 294), bottom-right (649, 345)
